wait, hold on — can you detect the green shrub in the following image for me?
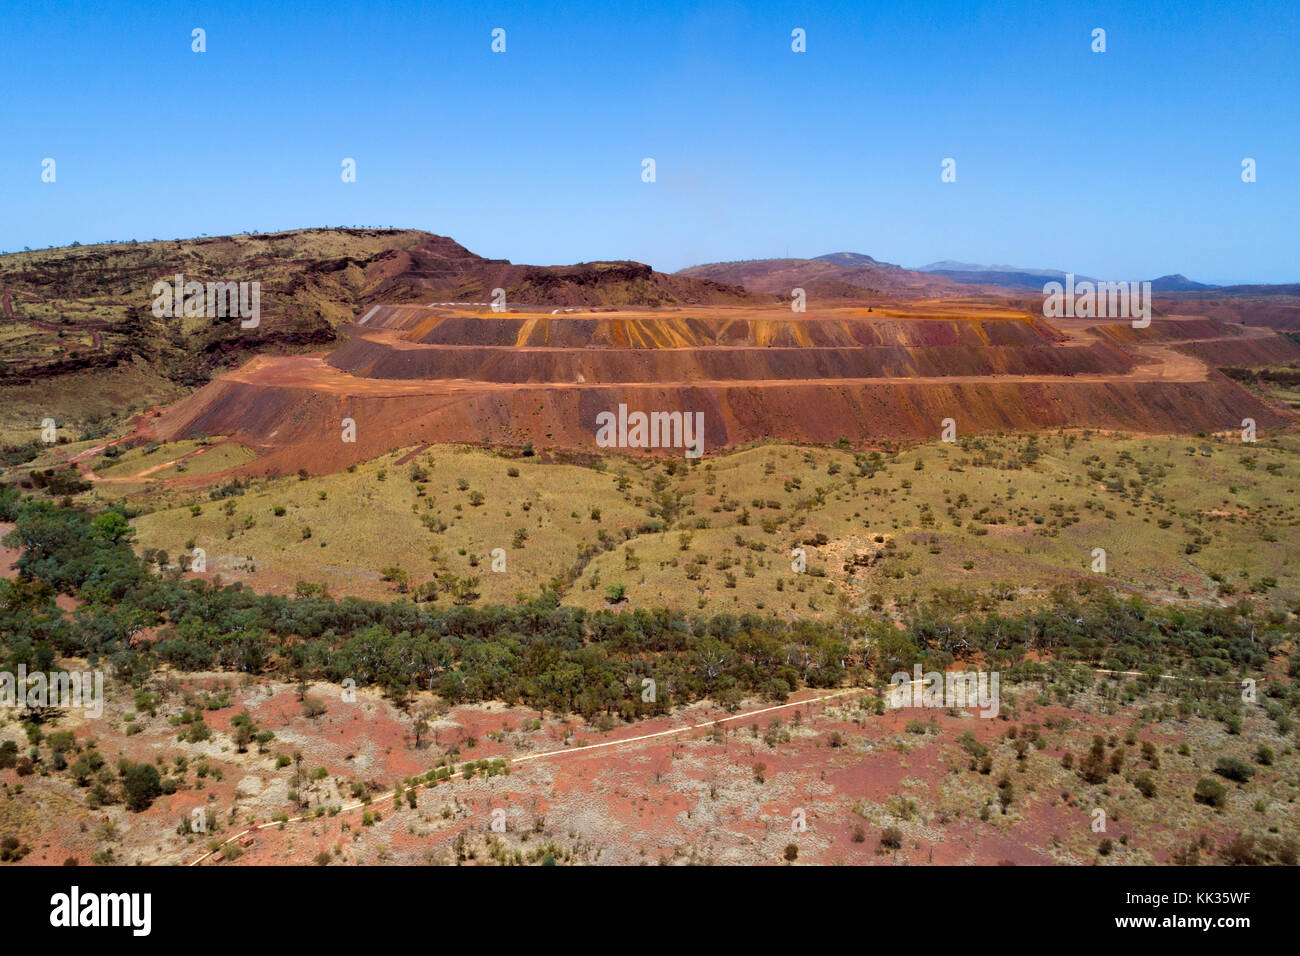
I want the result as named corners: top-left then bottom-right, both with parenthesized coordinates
top-left (1214, 757), bottom-right (1254, 783)
top-left (1194, 777), bottom-right (1227, 809)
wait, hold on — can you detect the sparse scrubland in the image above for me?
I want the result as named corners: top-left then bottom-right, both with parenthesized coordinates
top-left (109, 427), bottom-right (1300, 618)
top-left (1, 424), bottom-right (1297, 865)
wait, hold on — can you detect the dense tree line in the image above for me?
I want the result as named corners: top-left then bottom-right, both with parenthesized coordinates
top-left (0, 492), bottom-right (1293, 720)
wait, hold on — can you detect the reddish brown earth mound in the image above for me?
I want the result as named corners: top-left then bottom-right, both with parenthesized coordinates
top-left (677, 253), bottom-right (979, 299)
top-left (1172, 336), bottom-right (1300, 367)
top-left (357, 242), bottom-right (771, 307)
top-left (1091, 316), bottom-right (1300, 366)
top-left (327, 340), bottom-right (1133, 383)
top-left (146, 301), bottom-right (1294, 475)
top-left (1152, 294), bottom-right (1300, 331)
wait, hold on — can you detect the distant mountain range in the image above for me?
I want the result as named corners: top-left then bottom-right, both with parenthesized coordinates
top-left (678, 253), bottom-right (971, 298)
top-left (916, 262), bottom-right (1217, 293)
top-left (919, 260), bottom-right (1069, 278)
top-left (678, 253), bottom-right (1289, 299)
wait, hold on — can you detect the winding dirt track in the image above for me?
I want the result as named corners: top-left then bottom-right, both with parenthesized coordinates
top-left (73, 442), bottom-right (232, 484)
top-left (186, 664), bottom-right (1258, 866)
top-left (187, 686), bottom-right (860, 865)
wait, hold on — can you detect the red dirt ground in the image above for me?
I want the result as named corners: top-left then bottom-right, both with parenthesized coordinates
top-left (3, 665), bottom-right (1289, 867)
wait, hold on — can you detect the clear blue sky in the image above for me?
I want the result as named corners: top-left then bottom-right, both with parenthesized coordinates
top-left (2, 0), bottom-right (1297, 283)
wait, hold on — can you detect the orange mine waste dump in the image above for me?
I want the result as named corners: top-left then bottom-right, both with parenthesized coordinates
top-left (150, 300), bottom-right (1299, 475)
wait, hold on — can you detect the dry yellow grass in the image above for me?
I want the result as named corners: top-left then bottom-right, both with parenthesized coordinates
top-left (118, 429), bottom-right (1300, 616)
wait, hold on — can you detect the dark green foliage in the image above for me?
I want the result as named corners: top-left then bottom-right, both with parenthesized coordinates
top-left (1214, 756), bottom-right (1255, 783)
top-left (1134, 772), bottom-right (1157, 798)
top-left (121, 761), bottom-right (162, 811)
top-left (1194, 777), bottom-right (1228, 808)
top-left (0, 497), bottom-right (1289, 727)
top-left (0, 835), bottom-right (31, 862)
